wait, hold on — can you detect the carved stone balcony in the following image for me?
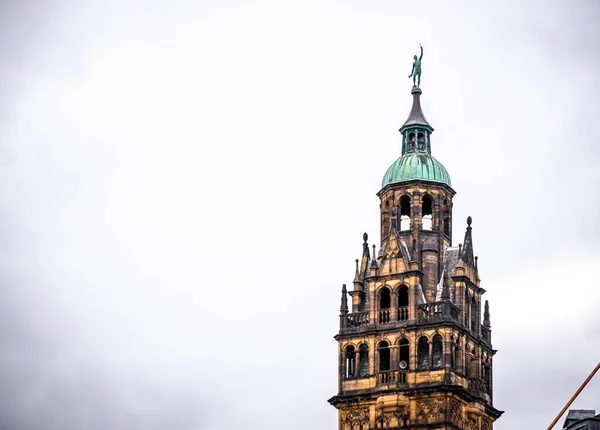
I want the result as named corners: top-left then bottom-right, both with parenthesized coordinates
top-left (377, 370), bottom-right (408, 385)
top-left (345, 310), bottom-right (369, 328)
top-left (379, 309), bottom-right (391, 323)
top-left (468, 377), bottom-right (488, 393)
top-left (417, 301), bottom-right (460, 324)
top-left (397, 306), bottom-right (409, 322)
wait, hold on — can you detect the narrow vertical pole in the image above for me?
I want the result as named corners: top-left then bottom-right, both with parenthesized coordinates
top-left (547, 361), bottom-right (600, 430)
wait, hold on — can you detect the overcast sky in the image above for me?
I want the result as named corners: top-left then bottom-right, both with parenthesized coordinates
top-left (0, 0), bottom-right (599, 429)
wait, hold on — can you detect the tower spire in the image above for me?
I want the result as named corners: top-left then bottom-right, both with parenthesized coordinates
top-left (399, 88), bottom-right (434, 155)
top-left (400, 88), bottom-right (433, 133)
top-left (461, 216), bottom-right (475, 266)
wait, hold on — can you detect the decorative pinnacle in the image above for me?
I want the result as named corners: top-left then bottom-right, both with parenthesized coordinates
top-left (362, 232), bottom-right (370, 259)
top-left (353, 259), bottom-right (360, 283)
top-left (340, 284), bottom-right (348, 314)
top-left (371, 244), bottom-right (378, 268)
top-left (442, 271), bottom-right (451, 301)
top-left (483, 300), bottom-right (491, 327)
top-left (467, 216), bottom-right (472, 226)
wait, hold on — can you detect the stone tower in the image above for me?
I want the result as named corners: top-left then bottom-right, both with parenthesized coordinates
top-left (328, 87), bottom-right (503, 429)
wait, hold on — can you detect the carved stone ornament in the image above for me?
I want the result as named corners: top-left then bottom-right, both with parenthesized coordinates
top-left (342, 408), bottom-right (370, 427)
top-left (450, 399), bottom-right (464, 428)
top-left (466, 417), bottom-right (480, 430)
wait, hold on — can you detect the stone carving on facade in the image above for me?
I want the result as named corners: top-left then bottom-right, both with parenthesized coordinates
top-left (342, 408), bottom-right (370, 428)
top-left (416, 398), bottom-right (444, 424)
top-left (466, 417), bottom-right (480, 430)
top-left (450, 399), bottom-right (464, 428)
top-left (481, 419), bottom-right (492, 430)
top-left (375, 403), bottom-right (410, 429)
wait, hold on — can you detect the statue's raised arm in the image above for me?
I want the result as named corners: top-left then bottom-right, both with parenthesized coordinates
top-left (419, 43), bottom-right (423, 61)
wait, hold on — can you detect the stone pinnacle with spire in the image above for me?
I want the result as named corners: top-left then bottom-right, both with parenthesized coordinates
top-left (340, 284), bottom-right (348, 314)
top-left (483, 300), bottom-right (491, 328)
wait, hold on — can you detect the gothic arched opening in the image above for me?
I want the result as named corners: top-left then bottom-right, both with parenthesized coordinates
top-left (378, 341), bottom-right (390, 371)
top-left (400, 195), bottom-right (411, 231)
top-left (422, 195), bottom-right (433, 230)
top-left (379, 287), bottom-right (391, 308)
top-left (470, 296), bottom-right (477, 332)
top-left (345, 345), bottom-right (356, 378)
top-left (358, 344), bottom-right (369, 377)
top-left (399, 338), bottom-right (410, 370)
top-left (418, 336), bottom-right (429, 370)
top-left (432, 334), bottom-right (443, 369)
top-left (397, 285), bottom-right (409, 322)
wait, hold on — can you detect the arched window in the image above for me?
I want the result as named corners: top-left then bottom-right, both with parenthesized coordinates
top-left (397, 285), bottom-right (409, 322)
top-left (345, 346), bottom-right (356, 378)
top-left (450, 336), bottom-right (457, 369)
top-left (418, 336), bottom-right (429, 370)
top-left (422, 195), bottom-right (433, 231)
top-left (465, 349), bottom-right (472, 377)
top-left (378, 341), bottom-right (390, 371)
top-left (358, 344), bottom-right (369, 377)
top-left (400, 195), bottom-right (411, 231)
top-left (408, 133), bottom-right (415, 151)
top-left (379, 287), bottom-right (391, 309)
top-left (443, 215), bottom-right (450, 236)
top-left (417, 132), bottom-right (425, 151)
top-left (379, 287), bottom-right (391, 323)
top-left (399, 338), bottom-right (410, 370)
top-left (470, 296), bottom-right (477, 332)
top-left (432, 334), bottom-right (443, 369)
top-left (464, 294), bottom-right (471, 328)
top-left (483, 358), bottom-right (492, 392)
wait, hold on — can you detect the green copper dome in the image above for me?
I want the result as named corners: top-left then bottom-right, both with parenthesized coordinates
top-left (382, 153), bottom-right (452, 188)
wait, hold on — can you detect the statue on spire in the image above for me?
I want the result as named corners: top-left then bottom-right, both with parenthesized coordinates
top-left (408, 43), bottom-right (423, 89)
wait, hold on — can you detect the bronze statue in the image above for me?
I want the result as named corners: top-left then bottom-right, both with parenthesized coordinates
top-left (408, 43), bottom-right (423, 88)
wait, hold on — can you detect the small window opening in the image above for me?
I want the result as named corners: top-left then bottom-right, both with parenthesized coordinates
top-left (400, 196), bottom-right (411, 231)
top-left (418, 336), bottom-right (429, 370)
top-left (465, 352), bottom-right (472, 377)
top-left (432, 334), bottom-right (443, 369)
top-left (379, 287), bottom-right (391, 309)
top-left (470, 296), bottom-right (477, 332)
top-left (378, 341), bottom-right (390, 371)
top-left (358, 344), bottom-right (369, 377)
top-left (390, 205), bottom-right (397, 230)
top-left (408, 133), bottom-right (415, 151)
top-left (345, 346), bottom-right (356, 378)
top-left (450, 336), bottom-right (457, 369)
top-left (398, 285), bottom-right (409, 307)
top-left (464, 294), bottom-right (471, 328)
top-left (422, 195), bottom-right (433, 231)
top-left (443, 216), bottom-right (450, 236)
top-left (399, 338), bottom-right (410, 370)
top-left (417, 132), bottom-right (425, 151)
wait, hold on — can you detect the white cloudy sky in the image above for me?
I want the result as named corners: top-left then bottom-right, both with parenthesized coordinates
top-left (1, 0), bottom-right (599, 429)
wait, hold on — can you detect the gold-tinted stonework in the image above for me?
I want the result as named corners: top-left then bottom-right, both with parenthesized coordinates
top-left (328, 89), bottom-right (503, 429)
